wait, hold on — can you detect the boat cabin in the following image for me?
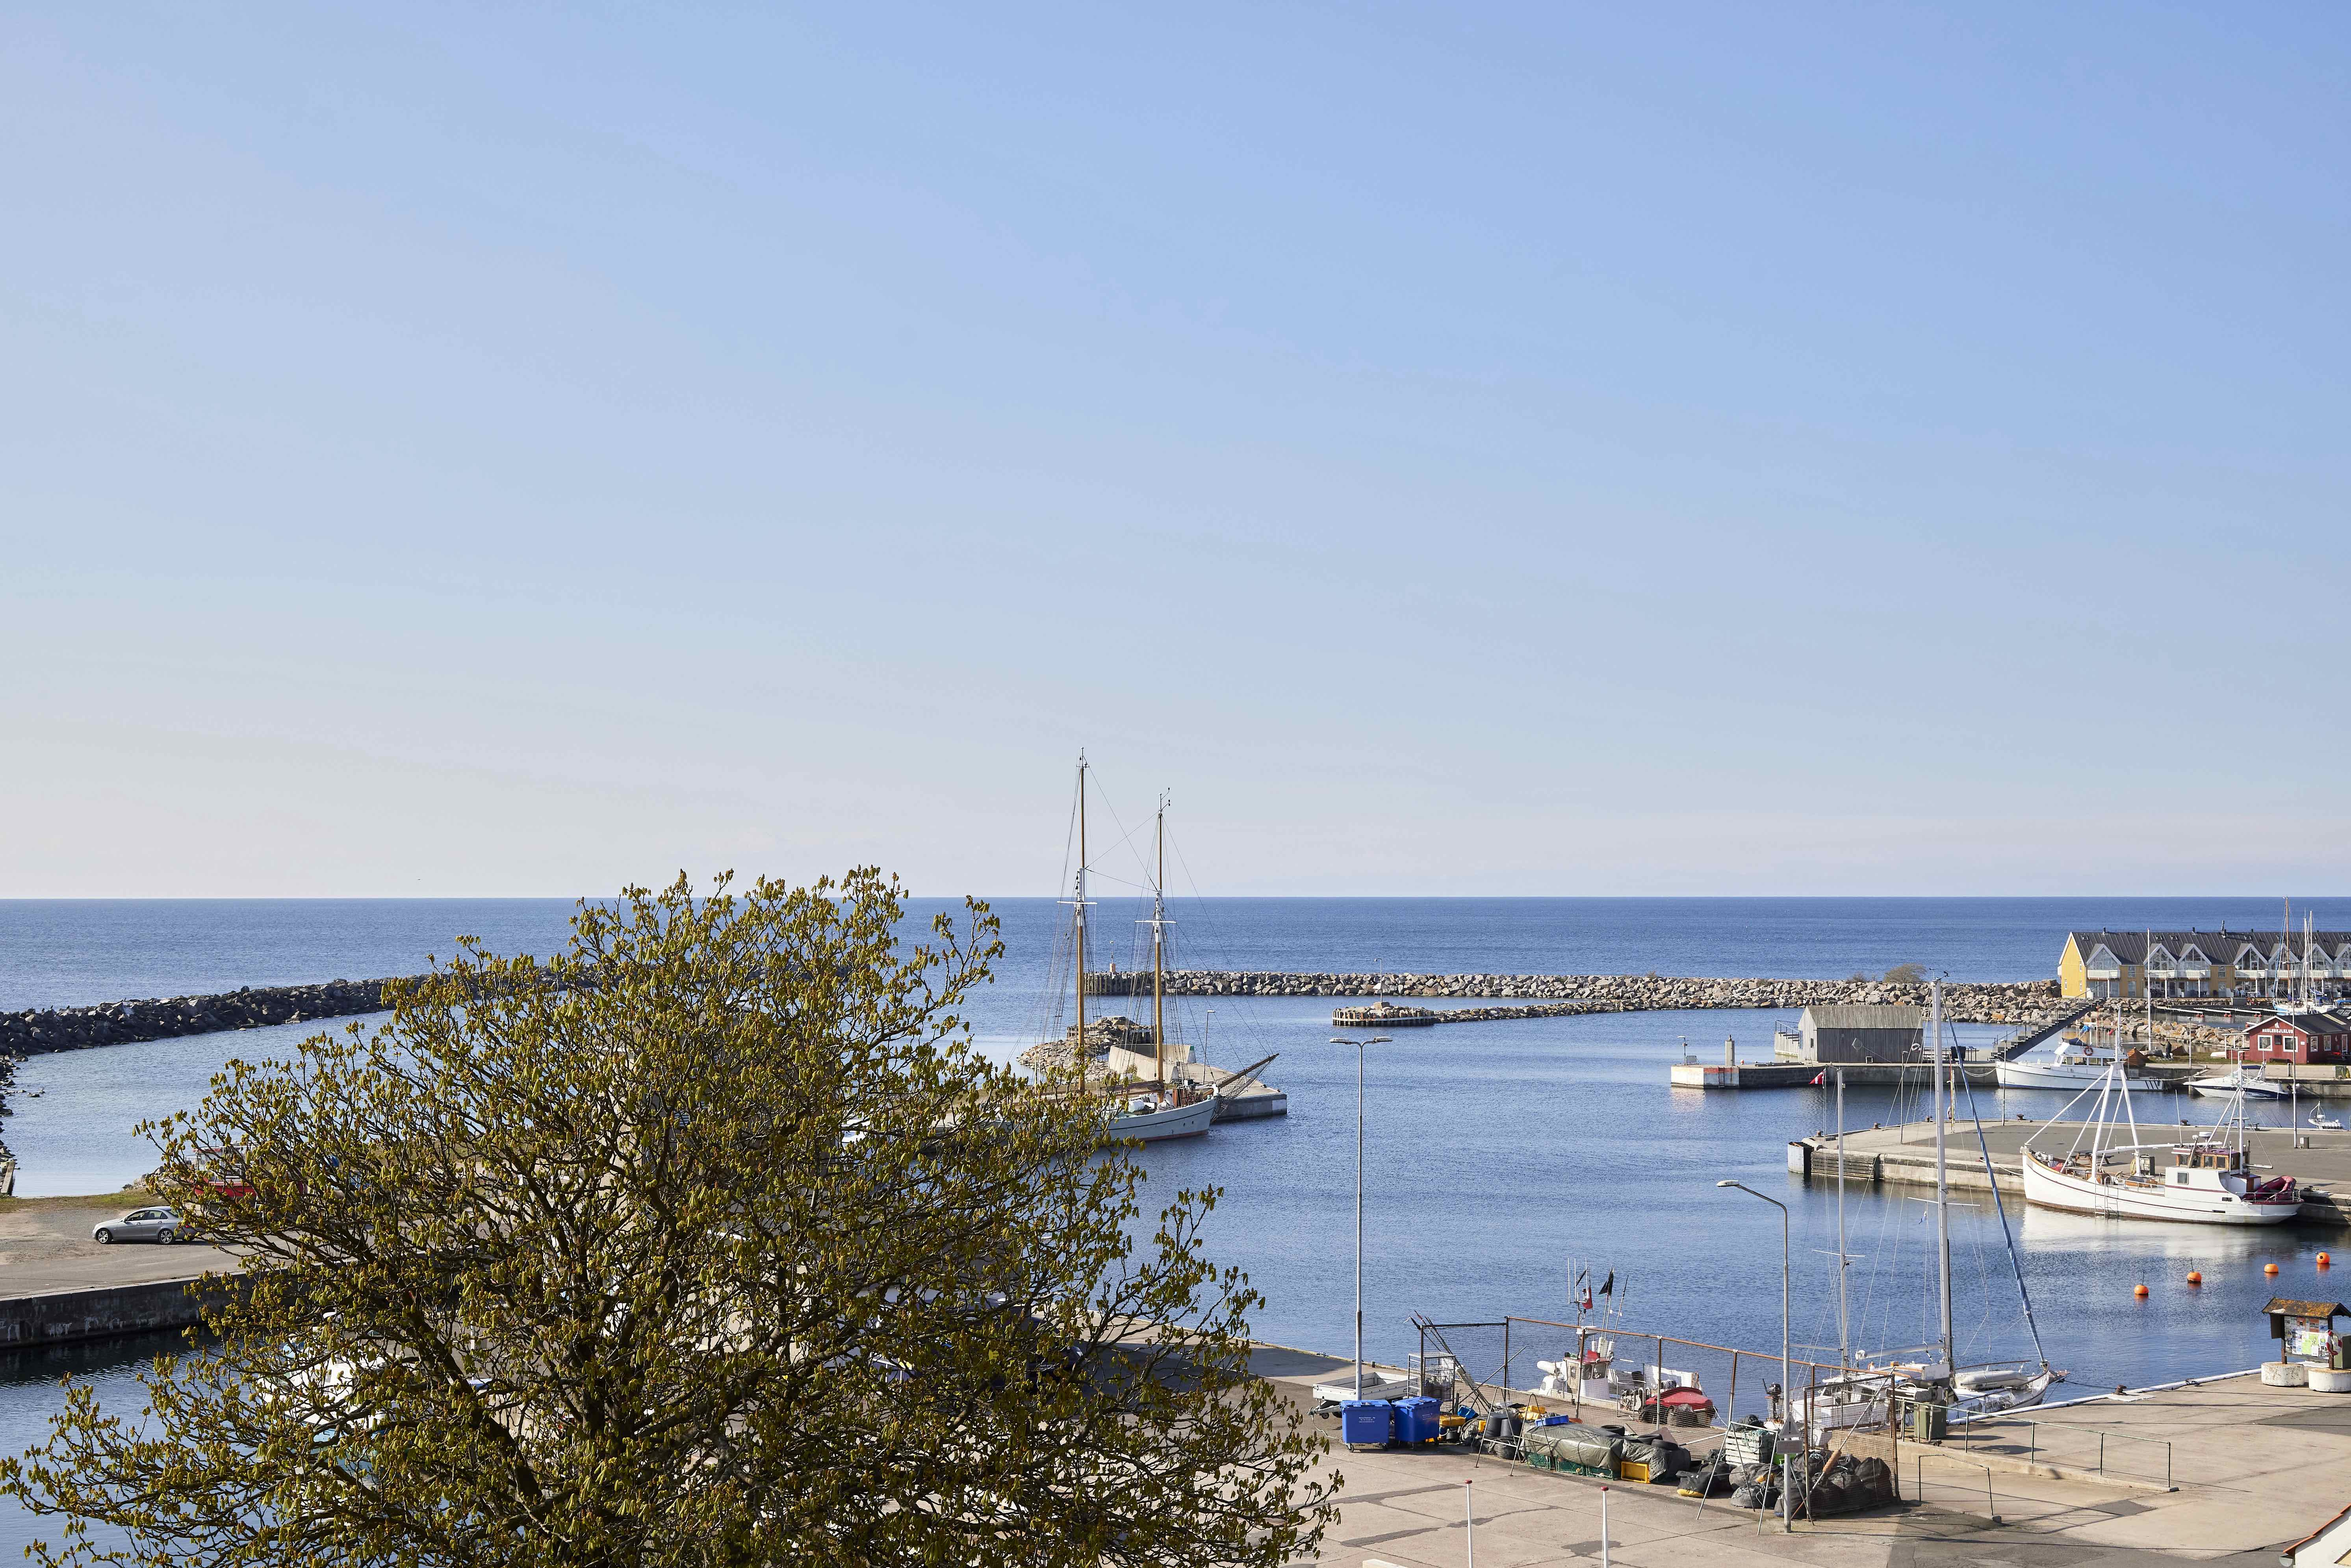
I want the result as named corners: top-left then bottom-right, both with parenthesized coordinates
top-left (2245, 1011), bottom-right (2351, 1066)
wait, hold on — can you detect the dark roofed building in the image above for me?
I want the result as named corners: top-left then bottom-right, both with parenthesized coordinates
top-left (1795, 1003), bottom-right (1924, 1064)
top-left (2060, 928), bottom-right (2351, 1002)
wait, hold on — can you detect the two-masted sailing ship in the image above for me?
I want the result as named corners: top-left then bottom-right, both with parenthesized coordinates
top-left (1051, 757), bottom-right (1216, 1142)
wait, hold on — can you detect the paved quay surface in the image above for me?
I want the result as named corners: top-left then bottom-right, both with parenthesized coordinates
top-left (1256, 1347), bottom-right (2340, 1564)
top-left (0, 1198), bottom-right (239, 1298)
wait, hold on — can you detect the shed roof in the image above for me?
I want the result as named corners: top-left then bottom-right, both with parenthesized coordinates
top-left (2263, 1298), bottom-right (2350, 1319)
top-left (1801, 1004), bottom-right (1923, 1031)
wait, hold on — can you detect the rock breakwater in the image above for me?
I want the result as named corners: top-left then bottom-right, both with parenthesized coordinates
top-left (1087, 971), bottom-right (2061, 1023)
top-left (1, 978), bottom-right (413, 1057)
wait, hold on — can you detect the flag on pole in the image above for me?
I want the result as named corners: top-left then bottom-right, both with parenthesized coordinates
top-left (1810, 1070), bottom-right (1826, 1086)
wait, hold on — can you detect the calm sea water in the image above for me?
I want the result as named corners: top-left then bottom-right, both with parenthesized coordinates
top-left (2, 897), bottom-right (2340, 1554)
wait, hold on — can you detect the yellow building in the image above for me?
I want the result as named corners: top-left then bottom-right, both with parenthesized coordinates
top-left (2060, 929), bottom-right (2351, 1002)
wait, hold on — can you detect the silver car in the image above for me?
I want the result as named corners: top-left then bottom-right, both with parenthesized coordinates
top-left (93, 1207), bottom-right (182, 1245)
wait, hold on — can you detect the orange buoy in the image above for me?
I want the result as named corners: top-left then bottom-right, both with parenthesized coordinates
top-left (2267, 1263), bottom-right (2281, 1276)
top-left (2187, 1271), bottom-right (2203, 1286)
top-left (2134, 1284), bottom-right (2149, 1298)
top-left (2323, 1253), bottom-right (2334, 1268)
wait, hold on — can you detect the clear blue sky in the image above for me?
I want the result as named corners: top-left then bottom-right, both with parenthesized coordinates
top-left (3, 5), bottom-right (2345, 897)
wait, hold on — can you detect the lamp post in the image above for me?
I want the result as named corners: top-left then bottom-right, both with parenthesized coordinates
top-left (1332, 1034), bottom-right (1391, 1399)
top-left (1718, 1179), bottom-right (1791, 1532)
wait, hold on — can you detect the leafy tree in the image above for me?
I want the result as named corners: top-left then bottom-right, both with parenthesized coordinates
top-left (1882, 963), bottom-right (1926, 985)
top-left (2, 873), bottom-right (1332, 1567)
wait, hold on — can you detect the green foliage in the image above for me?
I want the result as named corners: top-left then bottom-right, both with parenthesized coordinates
top-left (2, 872), bottom-right (1332, 1567)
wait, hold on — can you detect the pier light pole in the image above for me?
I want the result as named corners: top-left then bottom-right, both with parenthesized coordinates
top-left (1717, 1179), bottom-right (1791, 1533)
top-left (1332, 1034), bottom-right (1391, 1400)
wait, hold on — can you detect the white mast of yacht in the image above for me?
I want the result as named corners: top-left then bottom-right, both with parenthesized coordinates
top-left (1073, 755), bottom-right (1088, 1070)
top-left (1151, 794), bottom-right (1169, 1090)
top-left (1932, 978), bottom-right (1954, 1378)
top-left (1836, 1068), bottom-right (1850, 1368)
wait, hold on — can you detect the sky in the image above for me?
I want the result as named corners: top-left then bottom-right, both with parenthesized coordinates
top-left (2, 4), bottom-right (2346, 898)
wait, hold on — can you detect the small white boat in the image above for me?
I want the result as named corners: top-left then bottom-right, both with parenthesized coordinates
top-left (1996, 1043), bottom-right (2160, 1091)
top-left (2189, 1065), bottom-right (2290, 1100)
top-left (1106, 1090), bottom-right (1215, 1142)
top-left (2313, 1111), bottom-right (2345, 1131)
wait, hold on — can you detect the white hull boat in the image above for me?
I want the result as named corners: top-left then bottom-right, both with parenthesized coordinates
top-left (2190, 1068), bottom-right (2289, 1100)
top-left (1106, 1092), bottom-right (1215, 1142)
top-left (1996, 1055), bottom-right (2160, 1091)
top-left (2021, 1144), bottom-right (2299, 1224)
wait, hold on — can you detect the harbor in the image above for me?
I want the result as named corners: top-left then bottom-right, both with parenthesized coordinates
top-left (8, 908), bottom-right (2351, 1559)
top-left (1255, 1340), bottom-right (2351, 1562)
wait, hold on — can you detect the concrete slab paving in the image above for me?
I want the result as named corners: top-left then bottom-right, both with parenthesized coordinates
top-left (0, 1198), bottom-right (239, 1297)
top-left (1259, 1353), bottom-right (2335, 1565)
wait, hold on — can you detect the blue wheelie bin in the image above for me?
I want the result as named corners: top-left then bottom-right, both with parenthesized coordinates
top-left (1340, 1400), bottom-right (1395, 1449)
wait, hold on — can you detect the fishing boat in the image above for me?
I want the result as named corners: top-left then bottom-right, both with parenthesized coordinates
top-left (2022, 1063), bottom-right (2300, 1225)
top-left (1794, 982), bottom-right (2059, 1439)
top-left (2314, 1111), bottom-right (2346, 1132)
top-left (1052, 758), bottom-right (1215, 1143)
top-left (1995, 1040), bottom-right (2160, 1091)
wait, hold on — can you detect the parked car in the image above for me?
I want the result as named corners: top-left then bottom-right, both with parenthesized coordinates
top-left (93, 1207), bottom-right (182, 1245)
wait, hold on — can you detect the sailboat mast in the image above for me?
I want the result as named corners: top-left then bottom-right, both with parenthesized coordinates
top-left (1836, 1067), bottom-right (1850, 1368)
top-left (1153, 798), bottom-right (1166, 1087)
top-left (1075, 756), bottom-right (1087, 1050)
top-left (1932, 978), bottom-right (1954, 1376)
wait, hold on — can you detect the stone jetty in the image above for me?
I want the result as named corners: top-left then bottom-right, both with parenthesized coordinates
top-left (1087, 970), bottom-right (2060, 1022)
top-left (1, 977), bottom-right (414, 1056)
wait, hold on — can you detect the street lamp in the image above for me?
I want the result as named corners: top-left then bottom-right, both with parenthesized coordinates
top-left (1717, 1179), bottom-right (1791, 1532)
top-left (1332, 1034), bottom-right (1391, 1399)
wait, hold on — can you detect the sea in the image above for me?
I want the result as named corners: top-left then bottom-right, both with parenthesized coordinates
top-left (2, 896), bottom-right (2341, 1549)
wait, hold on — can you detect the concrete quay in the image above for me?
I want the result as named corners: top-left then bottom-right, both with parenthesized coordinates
top-left (1791, 1118), bottom-right (2351, 1226)
top-left (1254, 1344), bottom-right (2351, 1562)
top-left (0, 1197), bottom-right (242, 1347)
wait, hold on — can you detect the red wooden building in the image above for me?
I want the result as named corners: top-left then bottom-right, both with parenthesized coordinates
top-left (2245, 1011), bottom-right (2351, 1065)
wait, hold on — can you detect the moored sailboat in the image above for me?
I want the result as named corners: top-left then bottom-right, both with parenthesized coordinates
top-left (1054, 758), bottom-right (1215, 1143)
top-left (1795, 980), bottom-right (2059, 1438)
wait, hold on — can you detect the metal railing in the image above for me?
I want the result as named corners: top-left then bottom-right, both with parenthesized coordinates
top-left (1946, 1414), bottom-right (2174, 1488)
top-left (1912, 1454), bottom-right (2000, 1523)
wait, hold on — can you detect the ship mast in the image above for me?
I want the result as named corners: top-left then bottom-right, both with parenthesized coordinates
top-left (1932, 978), bottom-right (1954, 1378)
top-left (1152, 794), bottom-right (1167, 1088)
top-left (1074, 755), bottom-right (1087, 1063)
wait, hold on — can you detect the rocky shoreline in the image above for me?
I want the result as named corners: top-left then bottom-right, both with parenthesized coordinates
top-left (1, 977), bottom-right (415, 1056)
top-left (4, 969), bottom-right (2069, 1062)
top-left (1087, 970), bottom-right (2062, 1022)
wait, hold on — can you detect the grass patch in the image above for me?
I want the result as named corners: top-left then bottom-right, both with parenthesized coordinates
top-left (0, 1189), bottom-right (158, 1214)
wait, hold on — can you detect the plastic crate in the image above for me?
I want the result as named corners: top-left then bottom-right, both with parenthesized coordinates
top-left (1560, 1460), bottom-right (1615, 1478)
top-left (1522, 1451), bottom-right (1556, 1472)
top-left (1620, 1460), bottom-right (1654, 1484)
